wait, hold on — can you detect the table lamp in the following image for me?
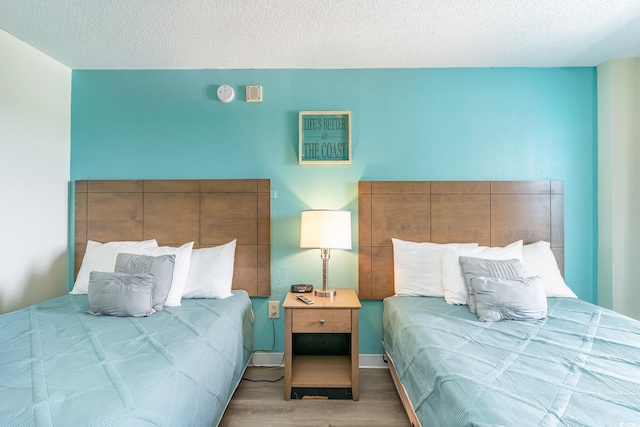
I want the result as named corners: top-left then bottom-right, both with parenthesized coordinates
top-left (300, 209), bottom-right (352, 297)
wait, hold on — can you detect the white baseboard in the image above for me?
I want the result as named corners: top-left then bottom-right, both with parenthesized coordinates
top-left (359, 353), bottom-right (388, 369)
top-left (250, 352), bottom-right (388, 369)
top-left (250, 352), bottom-right (285, 367)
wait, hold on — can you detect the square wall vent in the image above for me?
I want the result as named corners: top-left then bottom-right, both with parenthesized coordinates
top-left (246, 85), bottom-right (262, 102)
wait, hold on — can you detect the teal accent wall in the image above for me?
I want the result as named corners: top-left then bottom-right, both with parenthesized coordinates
top-left (71, 68), bottom-right (597, 354)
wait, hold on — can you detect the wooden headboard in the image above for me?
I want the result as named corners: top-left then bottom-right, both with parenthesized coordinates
top-left (358, 181), bottom-right (563, 300)
top-left (74, 179), bottom-right (271, 296)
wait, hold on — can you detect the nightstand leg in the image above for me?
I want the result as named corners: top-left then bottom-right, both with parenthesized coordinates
top-left (351, 309), bottom-right (359, 400)
top-left (284, 307), bottom-right (292, 400)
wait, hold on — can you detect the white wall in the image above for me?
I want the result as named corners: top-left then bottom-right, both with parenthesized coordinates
top-left (598, 58), bottom-right (640, 320)
top-left (0, 30), bottom-right (71, 314)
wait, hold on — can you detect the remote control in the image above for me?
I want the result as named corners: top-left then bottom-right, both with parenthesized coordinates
top-left (296, 294), bottom-right (313, 304)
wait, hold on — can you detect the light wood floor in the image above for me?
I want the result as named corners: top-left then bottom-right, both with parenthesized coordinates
top-left (220, 367), bottom-right (411, 426)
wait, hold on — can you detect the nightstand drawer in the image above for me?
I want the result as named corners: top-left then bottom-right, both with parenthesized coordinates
top-left (292, 309), bottom-right (352, 333)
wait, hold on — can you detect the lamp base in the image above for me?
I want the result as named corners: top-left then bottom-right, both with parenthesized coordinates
top-left (315, 288), bottom-right (336, 297)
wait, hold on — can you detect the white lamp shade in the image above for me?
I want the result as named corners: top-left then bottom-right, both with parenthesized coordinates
top-left (300, 210), bottom-right (352, 250)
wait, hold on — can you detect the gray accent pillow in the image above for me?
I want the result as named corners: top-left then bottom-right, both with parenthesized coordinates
top-left (115, 253), bottom-right (175, 311)
top-left (459, 256), bottom-right (527, 314)
top-left (87, 271), bottom-right (156, 317)
top-left (471, 276), bottom-right (547, 322)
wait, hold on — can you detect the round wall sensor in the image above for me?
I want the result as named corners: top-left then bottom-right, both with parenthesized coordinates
top-left (217, 85), bottom-right (235, 103)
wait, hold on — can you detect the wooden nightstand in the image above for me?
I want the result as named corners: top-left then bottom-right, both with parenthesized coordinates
top-left (283, 288), bottom-right (361, 400)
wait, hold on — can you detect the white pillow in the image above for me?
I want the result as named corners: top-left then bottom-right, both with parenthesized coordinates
top-left (130, 242), bottom-right (195, 306)
top-left (441, 240), bottom-right (523, 305)
top-left (522, 241), bottom-right (577, 298)
top-left (392, 238), bottom-right (477, 296)
top-left (182, 240), bottom-right (236, 299)
top-left (71, 239), bottom-right (158, 295)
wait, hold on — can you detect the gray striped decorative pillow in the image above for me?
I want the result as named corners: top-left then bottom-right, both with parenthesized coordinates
top-left (471, 276), bottom-right (547, 322)
top-left (459, 256), bottom-right (527, 314)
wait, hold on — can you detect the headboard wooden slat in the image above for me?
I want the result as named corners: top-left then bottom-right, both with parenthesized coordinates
top-left (75, 179), bottom-right (271, 297)
top-left (358, 180), bottom-right (563, 300)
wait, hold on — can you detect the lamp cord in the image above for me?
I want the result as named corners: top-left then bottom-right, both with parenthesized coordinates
top-left (244, 317), bottom-right (284, 382)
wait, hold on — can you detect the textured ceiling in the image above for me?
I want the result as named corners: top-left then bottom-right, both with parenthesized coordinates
top-left (1, 0), bottom-right (640, 70)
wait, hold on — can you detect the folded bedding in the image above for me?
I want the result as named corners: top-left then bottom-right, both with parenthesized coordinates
top-left (0, 291), bottom-right (253, 426)
top-left (383, 296), bottom-right (640, 427)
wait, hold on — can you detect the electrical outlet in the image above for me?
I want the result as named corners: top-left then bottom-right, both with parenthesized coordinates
top-left (268, 301), bottom-right (280, 319)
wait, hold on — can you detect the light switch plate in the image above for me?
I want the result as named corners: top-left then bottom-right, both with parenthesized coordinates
top-left (268, 300), bottom-right (279, 318)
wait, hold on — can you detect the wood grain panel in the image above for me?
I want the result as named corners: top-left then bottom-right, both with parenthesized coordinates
top-left (234, 244), bottom-right (257, 268)
top-left (144, 193), bottom-right (199, 245)
top-left (357, 181), bottom-right (375, 299)
top-left (75, 179), bottom-right (271, 296)
top-left (232, 268), bottom-right (256, 294)
top-left (372, 246), bottom-right (394, 300)
top-left (551, 193), bottom-right (564, 248)
top-left (358, 181), bottom-right (372, 196)
top-left (75, 180), bottom-right (87, 192)
top-left (258, 192), bottom-right (271, 245)
top-left (74, 190), bottom-right (87, 244)
top-left (371, 181), bottom-right (430, 195)
top-left (257, 179), bottom-right (270, 194)
top-left (144, 180), bottom-right (200, 193)
top-left (371, 195), bottom-right (430, 246)
top-left (491, 194), bottom-right (550, 245)
top-left (87, 220), bottom-right (144, 243)
top-left (358, 246), bottom-right (372, 300)
top-left (551, 180), bottom-right (564, 195)
top-left (234, 244), bottom-right (257, 294)
top-left (491, 180), bottom-right (550, 194)
top-left (358, 181), bottom-right (564, 299)
top-left (201, 193), bottom-right (257, 245)
top-left (88, 180), bottom-right (142, 193)
top-left (74, 243), bottom-right (86, 279)
top-left (258, 244), bottom-right (271, 296)
top-left (201, 179), bottom-right (258, 193)
top-left (358, 192), bottom-right (372, 247)
top-left (431, 194), bottom-right (490, 244)
top-left (144, 193), bottom-right (199, 217)
top-left (87, 193), bottom-right (143, 221)
top-left (86, 192), bottom-right (144, 242)
top-left (550, 181), bottom-right (565, 274)
top-left (257, 241), bottom-right (270, 270)
top-left (431, 181), bottom-right (489, 194)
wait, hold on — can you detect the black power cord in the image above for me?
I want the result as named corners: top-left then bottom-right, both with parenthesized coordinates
top-left (243, 317), bottom-right (285, 382)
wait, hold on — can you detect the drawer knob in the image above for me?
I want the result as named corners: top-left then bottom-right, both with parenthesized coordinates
top-left (318, 319), bottom-right (325, 325)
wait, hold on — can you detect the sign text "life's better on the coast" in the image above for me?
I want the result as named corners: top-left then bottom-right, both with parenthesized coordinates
top-left (301, 116), bottom-right (349, 161)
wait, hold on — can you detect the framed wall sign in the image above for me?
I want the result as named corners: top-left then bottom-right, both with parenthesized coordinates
top-left (299, 111), bottom-right (352, 164)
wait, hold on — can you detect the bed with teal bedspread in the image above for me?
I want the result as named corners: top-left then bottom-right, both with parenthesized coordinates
top-left (383, 296), bottom-right (640, 427)
top-left (0, 290), bottom-right (253, 426)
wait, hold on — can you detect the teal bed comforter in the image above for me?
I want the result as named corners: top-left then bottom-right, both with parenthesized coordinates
top-left (383, 296), bottom-right (640, 427)
top-left (0, 291), bottom-right (253, 426)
